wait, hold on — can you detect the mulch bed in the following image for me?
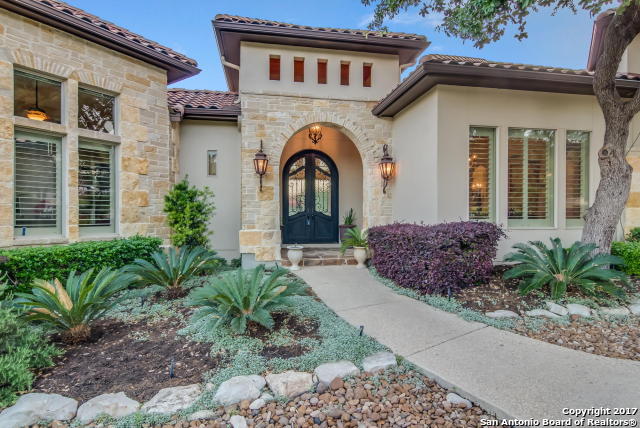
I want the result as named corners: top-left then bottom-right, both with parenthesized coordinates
top-left (33, 312), bottom-right (219, 403)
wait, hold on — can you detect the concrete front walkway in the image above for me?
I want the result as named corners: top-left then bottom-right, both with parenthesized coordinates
top-left (296, 266), bottom-right (640, 422)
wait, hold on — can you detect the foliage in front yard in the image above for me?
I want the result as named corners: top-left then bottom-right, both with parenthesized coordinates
top-left (611, 241), bottom-right (640, 275)
top-left (15, 268), bottom-right (137, 343)
top-left (125, 246), bottom-right (223, 298)
top-left (164, 177), bottom-right (215, 248)
top-left (187, 266), bottom-right (307, 333)
top-left (505, 238), bottom-right (629, 299)
top-left (368, 221), bottom-right (505, 294)
top-left (0, 236), bottom-right (161, 289)
top-left (181, 283), bottom-right (387, 393)
top-left (0, 306), bottom-right (60, 408)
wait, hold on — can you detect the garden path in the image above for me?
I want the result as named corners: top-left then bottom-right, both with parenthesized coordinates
top-left (296, 266), bottom-right (640, 423)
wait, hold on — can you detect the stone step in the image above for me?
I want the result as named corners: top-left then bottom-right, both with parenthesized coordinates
top-left (280, 247), bottom-right (356, 267)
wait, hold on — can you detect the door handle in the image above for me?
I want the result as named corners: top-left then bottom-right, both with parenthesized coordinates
top-left (306, 214), bottom-right (311, 226)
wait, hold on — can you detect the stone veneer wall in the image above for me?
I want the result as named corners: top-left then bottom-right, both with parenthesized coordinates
top-left (239, 93), bottom-right (393, 262)
top-left (0, 9), bottom-right (172, 248)
top-left (626, 155), bottom-right (640, 233)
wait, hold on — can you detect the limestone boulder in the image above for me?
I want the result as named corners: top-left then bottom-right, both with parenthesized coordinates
top-left (76, 392), bottom-right (140, 423)
top-left (525, 309), bottom-right (560, 319)
top-left (545, 302), bottom-right (568, 316)
top-left (485, 310), bottom-right (519, 319)
top-left (362, 352), bottom-right (397, 373)
top-left (600, 307), bottom-right (631, 316)
top-left (0, 393), bottom-right (77, 428)
top-left (141, 384), bottom-right (202, 414)
top-left (214, 375), bottom-right (265, 406)
top-left (266, 371), bottom-right (314, 398)
top-left (566, 304), bottom-right (591, 317)
top-left (314, 361), bottom-right (360, 386)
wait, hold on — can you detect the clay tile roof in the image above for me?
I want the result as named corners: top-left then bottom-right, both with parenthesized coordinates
top-left (213, 14), bottom-right (426, 41)
top-left (27, 0), bottom-right (198, 67)
top-left (168, 89), bottom-right (240, 117)
top-left (419, 54), bottom-right (640, 80)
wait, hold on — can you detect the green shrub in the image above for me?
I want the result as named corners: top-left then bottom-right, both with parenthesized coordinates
top-left (16, 268), bottom-right (137, 343)
top-left (187, 266), bottom-right (307, 333)
top-left (504, 238), bottom-right (628, 299)
top-left (0, 236), bottom-right (161, 289)
top-left (340, 227), bottom-right (368, 253)
top-left (125, 246), bottom-right (223, 298)
top-left (0, 307), bottom-right (60, 407)
top-left (611, 241), bottom-right (640, 275)
top-left (626, 227), bottom-right (640, 242)
top-left (164, 178), bottom-right (215, 248)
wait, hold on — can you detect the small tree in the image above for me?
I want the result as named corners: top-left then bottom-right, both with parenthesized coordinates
top-left (164, 177), bottom-right (215, 248)
top-left (362, 0), bottom-right (640, 253)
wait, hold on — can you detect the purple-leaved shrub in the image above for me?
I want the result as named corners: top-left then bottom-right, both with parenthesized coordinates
top-left (368, 222), bottom-right (505, 294)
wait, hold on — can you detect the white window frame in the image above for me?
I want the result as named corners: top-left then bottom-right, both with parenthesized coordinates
top-left (468, 126), bottom-right (497, 222)
top-left (78, 140), bottom-right (116, 235)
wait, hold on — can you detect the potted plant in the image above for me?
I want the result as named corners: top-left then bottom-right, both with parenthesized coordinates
top-left (340, 228), bottom-right (368, 269)
top-left (286, 245), bottom-right (304, 270)
top-left (339, 208), bottom-right (357, 242)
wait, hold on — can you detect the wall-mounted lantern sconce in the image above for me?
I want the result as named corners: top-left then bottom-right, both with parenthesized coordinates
top-left (253, 140), bottom-right (269, 191)
top-left (308, 124), bottom-right (323, 144)
top-left (378, 144), bottom-right (395, 194)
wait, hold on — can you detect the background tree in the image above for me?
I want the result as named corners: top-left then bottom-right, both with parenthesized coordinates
top-left (362, 0), bottom-right (640, 252)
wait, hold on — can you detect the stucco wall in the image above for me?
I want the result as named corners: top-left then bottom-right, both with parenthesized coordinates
top-left (280, 126), bottom-right (364, 229)
top-left (239, 42), bottom-right (400, 102)
top-left (0, 9), bottom-right (172, 248)
top-left (177, 120), bottom-right (241, 259)
top-left (390, 84), bottom-right (629, 258)
top-left (390, 90), bottom-right (439, 223)
top-left (619, 36), bottom-right (640, 74)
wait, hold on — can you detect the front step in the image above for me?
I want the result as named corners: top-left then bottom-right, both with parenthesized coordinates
top-left (280, 247), bottom-right (357, 267)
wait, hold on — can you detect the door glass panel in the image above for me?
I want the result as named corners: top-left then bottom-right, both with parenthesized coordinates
top-left (314, 157), bottom-right (331, 215)
top-left (288, 157), bottom-right (305, 215)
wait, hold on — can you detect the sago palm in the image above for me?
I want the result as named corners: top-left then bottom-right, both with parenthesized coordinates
top-left (15, 268), bottom-right (136, 342)
top-left (187, 265), bottom-right (307, 334)
top-left (126, 246), bottom-right (221, 298)
top-left (504, 238), bottom-right (628, 300)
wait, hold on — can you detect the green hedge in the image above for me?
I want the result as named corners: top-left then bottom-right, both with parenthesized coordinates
top-left (611, 241), bottom-right (640, 275)
top-left (0, 236), bottom-right (162, 287)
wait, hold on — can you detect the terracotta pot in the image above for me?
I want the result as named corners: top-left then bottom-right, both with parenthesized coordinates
top-left (287, 245), bottom-right (304, 270)
top-left (339, 224), bottom-right (356, 241)
top-left (353, 246), bottom-right (368, 269)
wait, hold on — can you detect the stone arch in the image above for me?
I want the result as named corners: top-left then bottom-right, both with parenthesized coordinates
top-left (281, 111), bottom-right (377, 165)
top-left (11, 49), bottom-right (74, 78)
top-left (69, 70), bottom-right (122, 93)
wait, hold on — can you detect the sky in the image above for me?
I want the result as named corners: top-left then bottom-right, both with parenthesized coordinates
top-left (66, 0), bottom-right (597, 91)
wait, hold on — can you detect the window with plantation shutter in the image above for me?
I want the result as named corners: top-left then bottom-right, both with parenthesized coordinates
top-left (79, 142), bottom-right (115, 234)
top-left (468, 127), bottom-right (495, 221)
top-left (566, 131), bottom-right (589, 226)
top-left (14, 132), bottom-right (61, 236)
top-left (508, 128), bottom-right (555, 227)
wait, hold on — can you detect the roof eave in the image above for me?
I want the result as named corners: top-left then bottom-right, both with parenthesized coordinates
top-left (174, 107), bottom-right (240, 122)
top-left (212, 19), bottom-right (428, 92)
top-left (373, 63), bottom-right (640, 117)
top-left (1, 0), bottom-right (201, 84)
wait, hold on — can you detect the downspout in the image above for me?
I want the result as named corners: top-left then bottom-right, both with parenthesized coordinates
top-left (221, 56), bottom-right (240, 71)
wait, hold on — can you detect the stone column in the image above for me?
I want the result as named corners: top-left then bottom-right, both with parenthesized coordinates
top-left (0, 59), bottom-right (13, 246)
top-left (65, 78), bottom-right (79, 241)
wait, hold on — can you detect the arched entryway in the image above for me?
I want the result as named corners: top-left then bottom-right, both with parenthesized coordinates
top-left (280, 124), bottom-right (364, 245)
top-left (282, 150), bottom-right (338, 243)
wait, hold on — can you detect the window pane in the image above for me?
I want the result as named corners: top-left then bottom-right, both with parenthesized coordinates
top-left (508, 128), bottom-right (555, 227)
top-left (78, 88), bottom-right (115, 134)
top-left (566, 131), bottom-right (589, 226)
top-left (340, 62), bottom-right (350, 86)
top-left (14, 132), bottom-right (61, 236)
top-left (269, 56), bottom-right (280, 81)
top-left (469, 127), bottom-right (495, 221)
top-left (314, 157), bottom-right (331, 216)
top-left (317, 60), bottom-right (327, 84)
top-left (207, 150), bottom-right (217, 176)
top-left (363, 63), bottom-right (372, 87)
top-left (14, 71), bottom-right (62, 123)
top-left (294, 58), bottom-right (304, 82)
top-left (79, 143), bottom-right (114, 233)
top-left (288, 157), bottom-right (306, 215)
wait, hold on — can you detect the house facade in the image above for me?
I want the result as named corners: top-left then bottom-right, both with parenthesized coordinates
top-left (2, 1), bottom-right (640, 264)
